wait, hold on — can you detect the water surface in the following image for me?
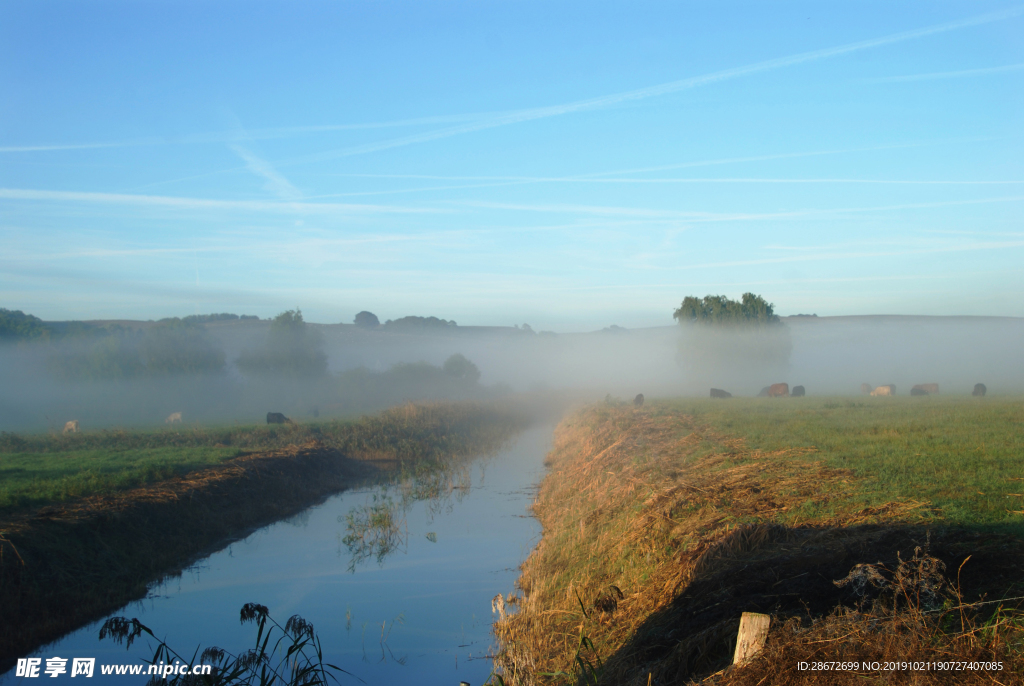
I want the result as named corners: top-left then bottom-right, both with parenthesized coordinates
top-left (4, 425), bottom-right (552, 686)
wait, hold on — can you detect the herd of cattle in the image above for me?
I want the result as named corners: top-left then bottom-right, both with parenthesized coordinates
top-left (705, 382), bottom-right (988, 399)
top-left (60, 410), bottom-right (296, 433)
top-left (56, 381), bottom-right (992, 432)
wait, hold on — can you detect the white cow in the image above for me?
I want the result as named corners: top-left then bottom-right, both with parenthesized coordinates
top-left (870, 385), bottom-right (895, 397)
top-left (63, 420), bottom-right (79, 434)
top-left (166, 412), bottom-right (183, 424)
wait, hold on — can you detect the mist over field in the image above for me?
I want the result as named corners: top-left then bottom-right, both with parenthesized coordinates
top-left (1, 310), bottom-right (1021, 434)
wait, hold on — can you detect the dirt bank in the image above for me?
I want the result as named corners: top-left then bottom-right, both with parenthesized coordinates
top-left (492, 403), bottom-right (1024, 685)
top-left (0, 402), bottom-right (527, 669)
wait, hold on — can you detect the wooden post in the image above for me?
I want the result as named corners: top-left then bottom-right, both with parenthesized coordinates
top-left (733, 612), bottom-right (770, 665)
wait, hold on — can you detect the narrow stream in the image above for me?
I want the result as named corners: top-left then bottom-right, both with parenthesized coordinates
top-left (4, 425), bottom-right (553, 686)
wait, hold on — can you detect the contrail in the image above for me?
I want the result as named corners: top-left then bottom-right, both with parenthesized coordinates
top-left (0, 188), bottom-right (444, 214)
top-left (230, 145), bottom-right (303, 200)
top-left (866, 62), bottom-right (1024, 83)
top-left (0, 113), bottom-right (492, 154)
top-left (278, 6), bottom-right (1024, 165)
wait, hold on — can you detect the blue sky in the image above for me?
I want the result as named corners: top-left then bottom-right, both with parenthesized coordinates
top-left (1, 1), bottom-right (1022, 330)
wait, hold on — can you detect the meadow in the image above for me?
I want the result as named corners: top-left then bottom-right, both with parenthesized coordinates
top-left (492, 396), bottom-right (1024, 686)
top-left (0, 401), bottom-right (527, 517)
top-left (661, 395), bottom-right (1024, 534)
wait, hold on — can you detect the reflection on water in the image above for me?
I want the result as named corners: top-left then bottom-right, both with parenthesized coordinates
top-left (3, 426), bottom-right (553, 686)
top-left (341, 493), bottom-right (408, 572)
top-left (339, 453), bottom-right (477, 573)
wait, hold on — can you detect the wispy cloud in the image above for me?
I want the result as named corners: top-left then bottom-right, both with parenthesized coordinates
top-left (277, 6), bottom-right (1024, 165)
top-left (0, 113), bottom-right (492, 155)
top-left (0, 142), bottom-right (145, 153)
top-left (0, 188), bottom-right (444, 214)
top-left (230, 145), bottom-right (302, 200)
top-left (866, 62), bottom-right (1024, 83)
top-left (457, 195), bottom-right (1024, 223)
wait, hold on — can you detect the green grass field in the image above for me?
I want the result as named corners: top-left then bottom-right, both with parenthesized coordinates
top-left (0, 401), bottom-right (529, 517)
top-left (0, 445), bottom-right (244, 514)
top-left (658, 395), bottom-right (1024, 534)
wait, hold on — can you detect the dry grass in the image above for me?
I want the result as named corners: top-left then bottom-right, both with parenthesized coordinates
top-left (491, 404), bottom-right (1024, 686)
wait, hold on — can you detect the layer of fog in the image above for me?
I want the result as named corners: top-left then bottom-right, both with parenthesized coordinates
top-left (1, 315), bottom-right (1021, 434)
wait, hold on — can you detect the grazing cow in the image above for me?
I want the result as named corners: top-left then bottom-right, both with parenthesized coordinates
top-left (266, 412), bottom-right (291, 425)
top-left (62, 420), bottom-right (79, 434)
top-left (792, 385), bottom-right (806, 397)
top-left (870, 385), bottom-right (895, 397)
top-left (973, 383), bottom-right (987, 397)
top-left (633, 394), bottom-right (645, 407)
top-left (710, 388), bottom-right (732, 398)
top-left (166, 412), bottom-right (183, 424)
top-left (768, 383), bottom-right (789, 398)
top-left (912, 384), bottom-right (939, 395)
top-left (757, 386), bottom-right (770, 397)
top-left (860, 383), bottom-right (872, 395)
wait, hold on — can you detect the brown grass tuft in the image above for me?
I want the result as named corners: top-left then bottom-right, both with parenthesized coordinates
top-left (491, 404), bottom-right (1024, 685)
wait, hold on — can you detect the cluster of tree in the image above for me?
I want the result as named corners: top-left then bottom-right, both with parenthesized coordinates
top-left (0, 309), bottom-right (51, 342)
top-left (48, 319), bottom-right (226, 381)
top-left (673, 293), bottom-right (781, 327)
top-left (236, 309), bottom-right (327, 377)
top-left (673, 293), bottom-right (791, 371)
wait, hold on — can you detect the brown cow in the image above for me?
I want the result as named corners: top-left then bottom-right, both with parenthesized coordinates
top-left (912, 384), bottom-right (939, 395)
top-left (633, 394), bottom-right (645, 407)
top-left (710, 388), bottom-right (732, 398)
top-left (870, 385), bottom-right (895, 396)
top-left (860, 383), bottom-right (872, 395)
top-left (768, 383), bottom-right (789, 398)
top-left (63, 420), bottom-right (79, 434)
top-left (973, 383), bottom-right (987, 397)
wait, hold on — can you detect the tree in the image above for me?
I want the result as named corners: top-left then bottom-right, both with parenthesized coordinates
top-left (0, 309), bottom-right (50, 342)
top-left (353, 311), bottom-right (380, 328)
top-left (673, 293), bottom-right (781, 327)
top-left (442, 353), bottom-right (481, 382)
top-left (673, 293), bottom-right (791, 375)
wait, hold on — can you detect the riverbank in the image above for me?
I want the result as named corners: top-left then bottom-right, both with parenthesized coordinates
top-left (492, 398), bottom-right (1024, 685)
top-left (0, 401), bottom-right (529, 668)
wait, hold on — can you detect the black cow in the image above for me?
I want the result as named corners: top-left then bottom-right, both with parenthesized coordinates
top-left (910, 388), bottom-right (929, 396)
top-left (267, 412), bottom-right (291, 425)
top-left (792, 385), bottom-right (805, 397)
top-left (973, 383), bottom-right (987, 397)
top-left (710, 388), bottom-right (732, 398)
top-left (634, 394), bottom-right (645, 407)
top-left (757, 386), bottom-right (770, 397)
